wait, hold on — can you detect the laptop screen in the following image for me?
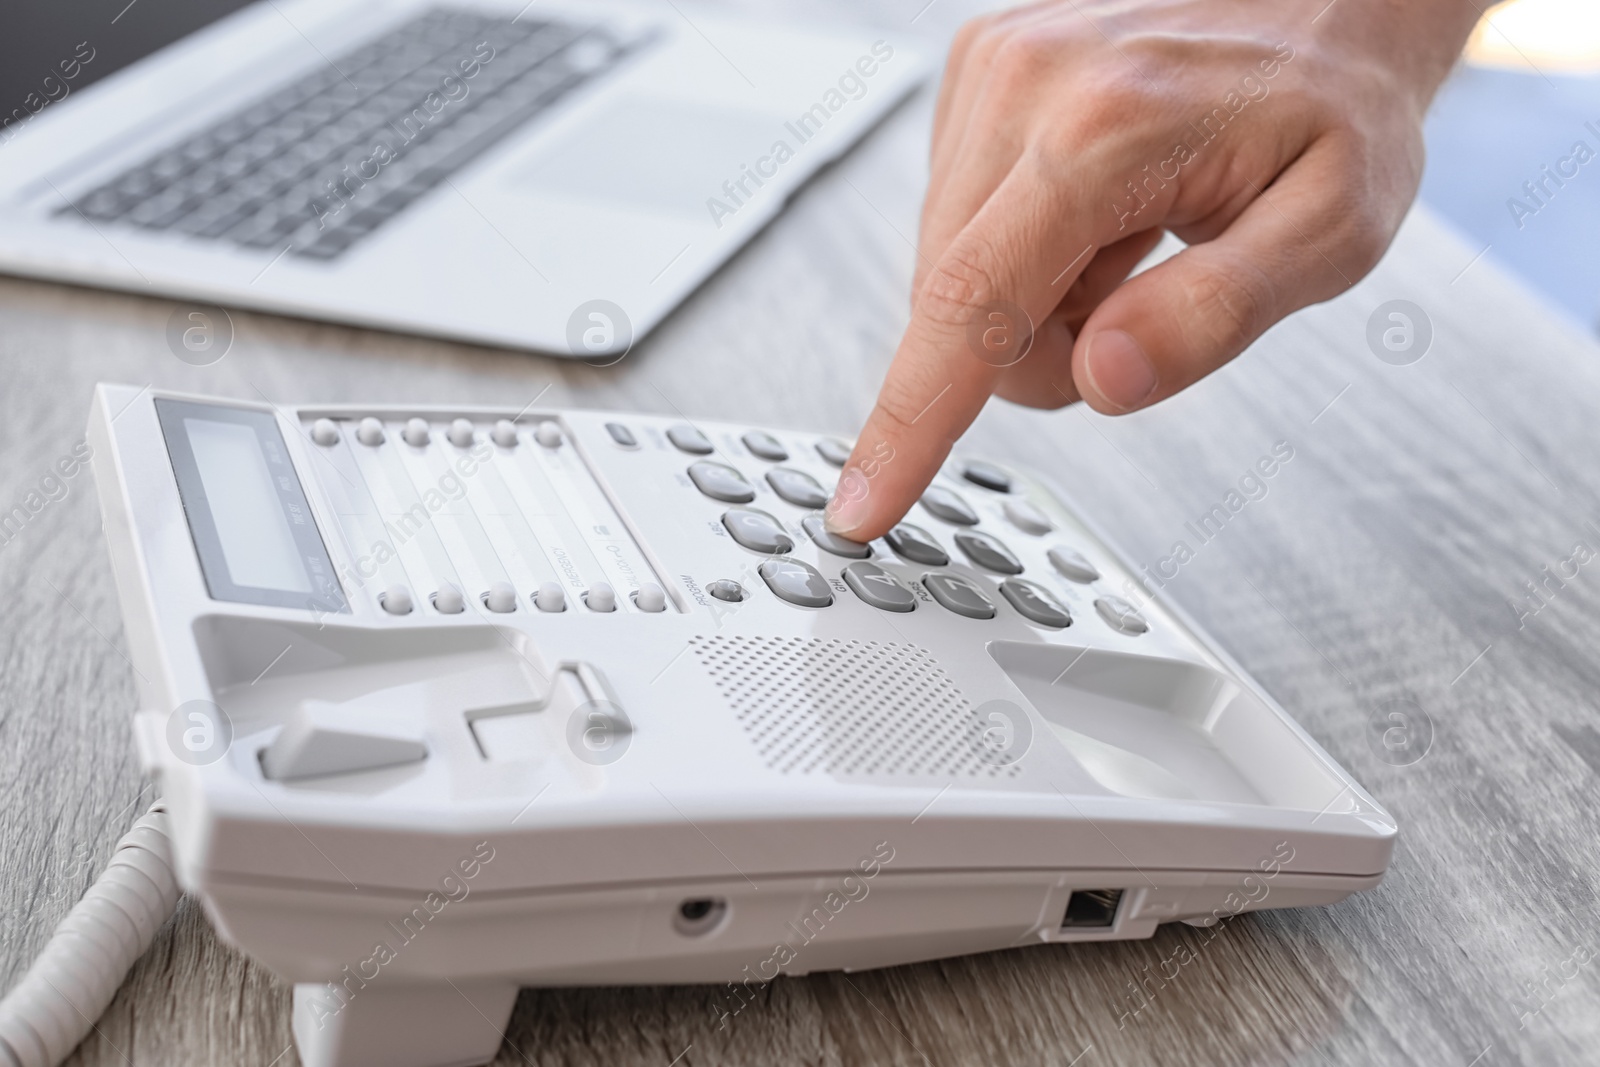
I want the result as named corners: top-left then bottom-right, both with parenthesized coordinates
top-left (0, 0), bottom-right (258, 136)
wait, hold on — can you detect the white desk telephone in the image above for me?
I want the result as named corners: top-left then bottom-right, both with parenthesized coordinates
top-left (7, 384), bottom-right (1394, 1067)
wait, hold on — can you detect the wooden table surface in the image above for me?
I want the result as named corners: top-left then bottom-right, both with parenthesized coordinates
top-left (4, 2), bottom-right (1599, 1065)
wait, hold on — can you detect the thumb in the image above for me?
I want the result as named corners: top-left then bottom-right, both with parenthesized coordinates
top-left (1073, 143), bottom-right (1391, 413)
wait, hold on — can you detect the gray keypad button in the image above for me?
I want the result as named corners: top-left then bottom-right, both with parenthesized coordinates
top-left (961, 460), bottom-right (1012, 493)
top-left (759, 558), bottom-right (834, 608)
top-left (843, 561), bottom-right (916, 613)
top-left (766, 467), bottom-right (828, 509)
top-left (667, 423), bottom-right (714, 455)
top-left (922, 573), bottom-right (995, 619)
top-left (742, 430), bottom-right (788, 462)
top-left (815, 438), bottom-right (851, 467)
top-left (708, 579), bottom-right (746, 602)
top-left (1000, 580), bottom-right (1071, 628)
top-left (1048, 545), bottom-right (1100, 583)
top-left (1095, 595), bottom-right (1149, 635)
top-left (885, 523), bottom-right (949, 566)
top-left (723, 508), bottom-right (794, 554)
top-left (605, 421), bottom-right (638, 448)
top-left (921, 485), bottom-right (979, 525)
top-left (688, 461), bottom-right (755, 503)
top-left (1003, 497), bottom-right (1053, 535)
top-left (954, 531), bottom-right (1023, 575)
top-left (803, 516), bottom-right (871, 559)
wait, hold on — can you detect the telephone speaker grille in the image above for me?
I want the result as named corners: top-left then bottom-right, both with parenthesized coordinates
top-left (692, 636), bottom-right (1018, 777)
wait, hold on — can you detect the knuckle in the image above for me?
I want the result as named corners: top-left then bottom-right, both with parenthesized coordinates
top-left (917, 244), bottom-right (1004, 329)
top-left (1183, 261), bottom-right (1269, 355)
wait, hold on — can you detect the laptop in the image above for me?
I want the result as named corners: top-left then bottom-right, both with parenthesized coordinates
top-left (0, 1), bottom-right (926, 357)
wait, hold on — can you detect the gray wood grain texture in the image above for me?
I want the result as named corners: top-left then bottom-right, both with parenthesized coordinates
top-left (3, 1), bottom-right (1599, 1064)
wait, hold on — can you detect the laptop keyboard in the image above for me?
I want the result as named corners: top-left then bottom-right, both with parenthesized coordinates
top-left (61, 8), bottom-right (651, 260)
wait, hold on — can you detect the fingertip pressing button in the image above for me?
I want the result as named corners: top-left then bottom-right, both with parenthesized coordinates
top-left (1048, 545), bottom-right (1100, 584)
top-left (484, 581), bottom-right (518, 613)
top-left (402, 417), bottom-right (430, 446)
top-left (311, 418), bottom-right (339, 446)
top-left (432, 585), bottom-right (465, 614)
top-left (586, 582), bottom-right (616, 612)
top-left (356, 417), bottom-right (385, 446)
top-left (961, 460), bottom-right (1012, 493)
top-left (921, 485), bottom-right (978, 525)
top-left (447, 418), bottom-right (475, 447)
top-left (802, 515), bottom-right (871, 559)
top-left (535, 421), bottom-right (563, 448)
top-left (815, 438), bottom-right (851, 467)
top-left (1095, 595), bottom-right (1149, 635)
top-left (634, 582), bottom-right (666, 612)
top-left (1003, 498), bottom-right (1053, 535)
top-left (492, 419), bottom-right (518, 448)
top-left (380, 585), bottom-right (413, 615)
top-left (535, 582), bottom-right (566, 612)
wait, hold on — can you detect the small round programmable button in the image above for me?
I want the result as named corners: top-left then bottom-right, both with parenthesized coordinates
top-left (1003, 497), bottom-right (1053, 535)
top-left (884, 523), bottom-right (949, 566)
top-left (356, 417), bottom-right (385, 446)
top-left (1048, 545), bottom-right (1100, 584)
top-left (535, 421), bottom-right (563, 448)
top-left (667, 423), bottom-right (714, 455)
top-left (310, 418), bottom-right (339, 447)
top-left (605, 422), bottom-right (638, 448)
top-left (922, 573), bottom-right (996, 619)
top-left (802, 515), bottom-right (871, 559)
top-left (960, 460), bottom-right (1012, 493)
top-left (842, 561), bottom-right (916, 613)
top-left (742, 430), bottom-right (788, 462)
top-left (722, 507), bottom-right (794, 554)
top-left (491, 419), bottom-right (519, 448)
top-left (402, 417), bottom-right (430, 447)
top-left (447, 418), bottom-right (475, 447)
top-left (954, 530), bottom-right (1023, 575)
top-left (484, 581), bottom-right (518, 613)
top-left (999, 580), bottom-right (1071, 629)
top-left (534, 582), bottom-right (566, 612)
top-left (765, 467), bottom-right (828, 509)
top-left (920, 485), bottom-right (979, 526)
top-left (759, 558), bottom-right (834, 608)
top-left (586, 582), bottom-right (617, 613)
top-left (634, 582), bottom-right (667, 612)
top-left (814, 438), bottom-right (851, 467)
top-left (380, 585), bottom-right (413, 615)
top-left (707, 579), bottom-right (746, 602)
top-left (1095, 595), bottom-right (1149, 635)
top-left (688, 461), bottom-right (756, 503)
top-left (431, 585), bottom-right (465, 615)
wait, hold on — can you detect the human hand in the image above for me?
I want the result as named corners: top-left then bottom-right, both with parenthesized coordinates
top-left (825, 0), bottom-right (1480, 540)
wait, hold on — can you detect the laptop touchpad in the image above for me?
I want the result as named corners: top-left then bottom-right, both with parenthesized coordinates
top-left (511, 99), bottom-right (787, 219)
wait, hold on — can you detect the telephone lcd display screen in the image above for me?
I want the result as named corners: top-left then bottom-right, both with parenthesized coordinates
top-left (155, 399), bottom-right (347, 613)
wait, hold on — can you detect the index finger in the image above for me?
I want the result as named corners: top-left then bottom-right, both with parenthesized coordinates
top-left (826, 157), bottom-right (1134, 541)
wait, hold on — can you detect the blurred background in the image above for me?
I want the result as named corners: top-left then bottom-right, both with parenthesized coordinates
top-left (1423, 0), bottom-right (1600, 334)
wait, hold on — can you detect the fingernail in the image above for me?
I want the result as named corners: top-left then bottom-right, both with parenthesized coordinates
top-left (824, 469), bottom-right (871, 535)
top-left (1084, 329), bottom-right (1157, 412)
